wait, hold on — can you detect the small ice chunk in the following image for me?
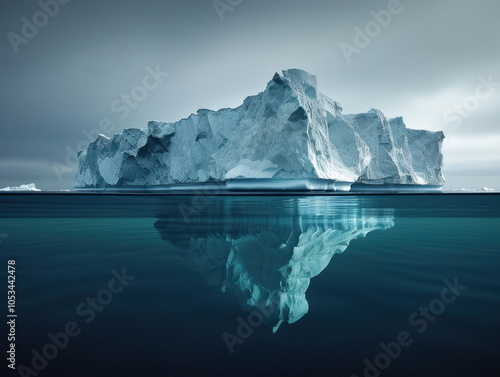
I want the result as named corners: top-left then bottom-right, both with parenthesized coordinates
top-left (0, 183), bottom-right (41, 192)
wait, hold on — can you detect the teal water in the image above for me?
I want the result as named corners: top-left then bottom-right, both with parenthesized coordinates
top-left (0, 194), bottom-right (499, 377)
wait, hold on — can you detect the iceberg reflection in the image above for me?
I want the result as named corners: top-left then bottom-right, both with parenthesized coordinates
top-left (154, 197), bottom-right (394, 332)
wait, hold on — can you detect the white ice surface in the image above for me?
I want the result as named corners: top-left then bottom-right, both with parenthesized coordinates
top-left (0, 183), bottom-right (41, 192)
top-left (76, 69), bottom-right (445, 188)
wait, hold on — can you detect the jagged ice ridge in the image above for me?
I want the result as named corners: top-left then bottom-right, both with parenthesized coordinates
top-left (75, 69), bottom-right (445, 188)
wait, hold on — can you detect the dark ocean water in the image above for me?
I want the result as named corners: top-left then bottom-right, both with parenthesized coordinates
top-left (1, 193), bottom-right (499, 377)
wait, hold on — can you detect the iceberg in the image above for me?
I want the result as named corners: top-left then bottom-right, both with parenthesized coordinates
top-left (0, 183), bottom-right (41, 192)
top-left (154, 196), bottom-right (394, 332)
top-left (75, 69), bottom-right (445, 189)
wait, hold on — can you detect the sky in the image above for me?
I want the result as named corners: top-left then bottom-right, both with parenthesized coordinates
top-left (1, 0), bottom-right (499, 190)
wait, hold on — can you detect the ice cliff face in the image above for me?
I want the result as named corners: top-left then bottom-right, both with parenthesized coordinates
top-left (75, 69), bottom-right (445, 188)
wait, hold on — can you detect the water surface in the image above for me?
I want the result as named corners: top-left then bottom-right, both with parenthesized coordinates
top-left (1, 193), bottom-right (499, 377)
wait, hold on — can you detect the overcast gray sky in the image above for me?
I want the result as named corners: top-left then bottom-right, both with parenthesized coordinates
top-left (1, 0), bottom-right (499, 190)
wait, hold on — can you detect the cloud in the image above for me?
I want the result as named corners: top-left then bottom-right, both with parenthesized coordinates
top-left (443, 135), bottom-right (500, 172)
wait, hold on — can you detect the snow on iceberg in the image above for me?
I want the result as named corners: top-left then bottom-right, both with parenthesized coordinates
top-left (75, 69), bottom-right (445, 189)
top-left (0, 183), bottom-right (41, 192)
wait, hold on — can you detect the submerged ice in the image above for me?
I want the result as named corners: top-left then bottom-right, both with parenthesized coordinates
top-left (75, 69), bottom-right (445, 188)
top-left (154, 197), bottom-right (394, 332)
